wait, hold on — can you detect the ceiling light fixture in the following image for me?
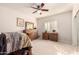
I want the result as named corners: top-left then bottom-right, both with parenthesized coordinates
top-left (31, 3), bottom-right (49, 15)
top-left (37, 10), bottom-right (42, 15)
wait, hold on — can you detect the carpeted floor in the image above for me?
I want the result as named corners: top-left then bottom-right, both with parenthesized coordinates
top-left (32, 39), bottom-right (77, 55)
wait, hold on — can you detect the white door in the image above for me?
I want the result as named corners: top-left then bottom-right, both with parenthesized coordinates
top-left (75, 11), bottom-right (79, 52)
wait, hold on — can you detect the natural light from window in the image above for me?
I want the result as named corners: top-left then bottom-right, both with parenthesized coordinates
top-left (44, 20), bottom-right (58, 32)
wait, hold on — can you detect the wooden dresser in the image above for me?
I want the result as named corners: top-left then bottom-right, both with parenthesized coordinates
top-left (42, 32), bottom-right (49, 40)
top-left (42, 32), bottom-right (58, 42)
top-left (26, 29), bottom-right (38, 41)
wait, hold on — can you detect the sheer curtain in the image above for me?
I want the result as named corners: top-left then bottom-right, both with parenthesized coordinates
top-left (44, 22), bottom-right (50, 32)
top-left (44, 20), bottom-right (57, 32)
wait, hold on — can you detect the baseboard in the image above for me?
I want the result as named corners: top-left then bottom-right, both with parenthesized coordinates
top-left (58, 39), bottom-right (72, 45)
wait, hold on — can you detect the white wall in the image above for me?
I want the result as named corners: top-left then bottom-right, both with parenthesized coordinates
top-left (75, 13), bottom-right (79, 46)
top-left (0, 6), bottom-right (37, 32)
top-left (37, 11), bottom-right (72, 44)
top-left (72, 4), bottom-right (79, 46)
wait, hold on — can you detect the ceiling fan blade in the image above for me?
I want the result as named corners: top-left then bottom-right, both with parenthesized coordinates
top-left (32, 10), bottom-right (38, 13)
top-left (41, 9), bottom-right (49, 11)
top-left (41, 3), bottom-right (44, 8)
top-left (31, 6), bottom-right (38, 9)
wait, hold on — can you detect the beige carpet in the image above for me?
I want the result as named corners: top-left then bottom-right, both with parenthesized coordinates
top-left (32, 39), bottom-right (76, 55)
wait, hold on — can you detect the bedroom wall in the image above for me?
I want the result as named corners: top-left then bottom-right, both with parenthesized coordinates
top-left (75, 13), bottom-right (79, 46)
top-left (72, 4), bottom-right (79, 46)
top-left (37, 11), bottom-right (72, 44)
top-left (0, 6), bottom-right (37, 32)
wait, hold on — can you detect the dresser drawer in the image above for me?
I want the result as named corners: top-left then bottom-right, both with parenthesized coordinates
top-left (49, 33), bottom-right (58, 42)
top-left (42, 32), bottom-right (58, 41)
top-left (42, 33), bottom-right (49, 40)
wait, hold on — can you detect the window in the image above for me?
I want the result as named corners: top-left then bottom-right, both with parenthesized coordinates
top-left (44, 22), bottom-right (50, 32)
top-left (44, 20), bottom-right (57, 32)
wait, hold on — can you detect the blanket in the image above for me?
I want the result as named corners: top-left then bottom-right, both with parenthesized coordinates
top-left (3, 32), bottom-right (32, 54)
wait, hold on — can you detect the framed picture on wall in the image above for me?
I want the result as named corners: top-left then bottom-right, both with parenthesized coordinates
top-left (25, 22), bottom-right (34, 30)
top-left (17, 17), bottom-right (24, 27)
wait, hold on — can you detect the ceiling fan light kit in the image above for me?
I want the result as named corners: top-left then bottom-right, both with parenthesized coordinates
top-left (31, 3), bottom-right (49, 15)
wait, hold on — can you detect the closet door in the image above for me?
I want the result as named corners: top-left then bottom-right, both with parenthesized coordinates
top-left (77, 17), bottom-right (79, 48)
top-left (75, 10), bottom-right (79, 53)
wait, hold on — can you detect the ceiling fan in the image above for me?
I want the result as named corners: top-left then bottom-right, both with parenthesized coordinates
top-left (31, 3), bottom-right (49, 15)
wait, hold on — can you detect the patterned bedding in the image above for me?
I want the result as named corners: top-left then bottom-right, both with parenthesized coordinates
top-left (4, 32), bottom-right (32, 54)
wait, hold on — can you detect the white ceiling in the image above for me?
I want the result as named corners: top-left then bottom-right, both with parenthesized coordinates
top-left (0, 3), bottom-right (73, 18)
